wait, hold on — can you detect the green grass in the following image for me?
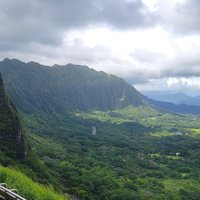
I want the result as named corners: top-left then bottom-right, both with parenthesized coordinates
top-left (166, 155), bottom-right (183, 160)
top-left (190, 128), bottom-right (200, 133)
top-left (150, 153), bottom-right (183, 160)
top-left (75, 105), bottom-right (159, 124)
top-left (150, 131), bottom-right (175, 137)
top-left (163, 179), bottom-right (200, 193)
top-left (186, 128), bottom-right (200, 137)
top-left (114, 105), bottom-right (159, 118)
top-left (75, 110), bottom-right (131, 124)
top-left (0, 166), bottom-right (69, 200)
top-left (141, 113), bottom-right (200, 130)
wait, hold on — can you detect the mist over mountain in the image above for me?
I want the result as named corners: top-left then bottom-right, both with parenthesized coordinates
top-left (0, 58), bottom-right (148, 114)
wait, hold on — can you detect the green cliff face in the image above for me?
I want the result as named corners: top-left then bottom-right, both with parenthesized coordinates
top-left (0, 72), bottom-right (25, 158)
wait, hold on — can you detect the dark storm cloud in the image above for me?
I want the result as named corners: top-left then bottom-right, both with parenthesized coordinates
top-left (0, 0), bottom-right (154, 48)
top-left (0, 0), bottom-right (64, 46)
top-left (124, 68), bottom-right (163, 84)
top-left (158, 0), bottom-right (200, 35)
top-left (176, 0), bottom-right (200, 34)
top-left (122, 49), bottom-right (200, 84)
top-left (138, 60), bottom-right (200, 84)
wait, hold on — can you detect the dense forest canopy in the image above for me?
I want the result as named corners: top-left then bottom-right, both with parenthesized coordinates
top-left (1, 59), bottom-right (200, 199)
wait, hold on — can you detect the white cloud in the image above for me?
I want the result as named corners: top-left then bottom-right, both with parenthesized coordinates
top-left (135, 77), bottom-right (200, 94)
top-left (167, 78), bottom-right (179, 86)
top-left (1, 0), bottom-right (200, 94)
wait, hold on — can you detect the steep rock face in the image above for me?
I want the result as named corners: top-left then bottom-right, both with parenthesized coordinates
top-left (0, 58), bottom-right (148, 114)
top-left (0, 72), bottom-right (25, 158)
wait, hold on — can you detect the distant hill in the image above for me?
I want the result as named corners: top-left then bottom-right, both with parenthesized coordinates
top-left (143, 91), bottom-right (200, 106)
top-left (0, 58), bottom-right (149, 114)
top-left (147, 97), bottom-right (200, 115)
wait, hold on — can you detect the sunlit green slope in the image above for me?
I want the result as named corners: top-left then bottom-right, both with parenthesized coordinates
top-left (0, 166), bottom-right (69, 200)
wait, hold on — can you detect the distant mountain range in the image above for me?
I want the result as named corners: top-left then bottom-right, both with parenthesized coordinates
top-left (147, 98), bottom-right (200, 115)
top-left (0, 58), bottom-right (149, 114)
top-left (143, 91), bottom-right (200, 106)
top-left (143, 91), bottom-right (200, 115)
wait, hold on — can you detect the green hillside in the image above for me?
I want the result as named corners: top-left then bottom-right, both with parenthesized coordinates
top-left (0, 71), bottom-right (70, 199)
top-left (0, 72), bottom-right (25, 159)
top-left (1, 58), bottom-right (200, 199)
top-left (0, 166), bottom-right (69, 200)
top-left (24, 110), bottom-right (200, 200)
top-left (0, 58), bottom-right (148, 114)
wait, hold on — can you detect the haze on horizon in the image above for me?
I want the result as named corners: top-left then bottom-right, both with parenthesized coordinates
top-left (0, 0), bottom-right (200, 95)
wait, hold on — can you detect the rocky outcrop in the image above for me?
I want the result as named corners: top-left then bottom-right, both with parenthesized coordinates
top-left (0, 72), bottom-right (25, 158)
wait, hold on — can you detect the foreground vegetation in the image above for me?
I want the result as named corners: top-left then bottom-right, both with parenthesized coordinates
top-left (0, 166), bottom-right (69, 200)
top-left (21, 108), bottom-right (200, 200)
top-left (0, 71), bottom-right (70, 199)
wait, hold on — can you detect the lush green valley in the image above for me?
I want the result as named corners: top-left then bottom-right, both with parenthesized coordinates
top-left (23, 109), bottom-right (200, 200)
top-left (1, 59), bottom-right (200, 199)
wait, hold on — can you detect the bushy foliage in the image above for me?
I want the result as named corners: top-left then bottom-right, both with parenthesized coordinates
top-left (0, 166), bottom-right (69, 200)
top-left (23, 111), bottom-right (200, 200)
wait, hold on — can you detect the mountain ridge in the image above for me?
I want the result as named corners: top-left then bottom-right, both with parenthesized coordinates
top-left (0, 58), bottom-right (149, 114)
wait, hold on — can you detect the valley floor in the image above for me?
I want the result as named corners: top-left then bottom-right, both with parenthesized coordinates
top-left (22, 107), bottom-right (200, 200)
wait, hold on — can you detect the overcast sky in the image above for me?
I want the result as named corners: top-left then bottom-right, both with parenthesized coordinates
top-left (1, 0), bottom-right (200, 94)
